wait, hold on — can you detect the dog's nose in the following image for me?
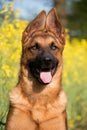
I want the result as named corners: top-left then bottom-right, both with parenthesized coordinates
top-left (43, 57), bottom-right (52, 65)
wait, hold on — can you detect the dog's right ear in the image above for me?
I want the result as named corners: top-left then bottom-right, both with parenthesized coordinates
top-left (22, 10), bottom-right (46, 43)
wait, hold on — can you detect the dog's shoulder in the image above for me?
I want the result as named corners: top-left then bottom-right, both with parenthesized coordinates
top-left (9, 86), bottom-right (32, 111)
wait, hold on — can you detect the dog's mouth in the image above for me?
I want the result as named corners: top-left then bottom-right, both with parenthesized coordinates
top-left (36, 67), bottom-right (56, 84)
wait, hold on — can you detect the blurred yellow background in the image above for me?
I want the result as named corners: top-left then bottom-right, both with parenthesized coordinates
top-left (0, 1), bottom-right (87, 130)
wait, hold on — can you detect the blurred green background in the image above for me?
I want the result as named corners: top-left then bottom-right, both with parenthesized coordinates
top-left (0, 0), bottom-right (87, 130)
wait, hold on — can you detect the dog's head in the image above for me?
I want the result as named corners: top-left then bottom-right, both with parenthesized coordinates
top-left (21, 8), bottom-right (65, 85)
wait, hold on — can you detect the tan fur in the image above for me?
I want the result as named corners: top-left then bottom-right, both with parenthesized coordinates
top-left (6, 8), bottom-right (68, 130)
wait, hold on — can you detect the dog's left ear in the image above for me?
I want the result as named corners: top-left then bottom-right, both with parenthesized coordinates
top-left (46, 8), bottom-right (65, 44)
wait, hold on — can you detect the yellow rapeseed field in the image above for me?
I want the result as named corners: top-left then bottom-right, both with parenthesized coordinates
top-left (0, 7), bottom-right (87, 130)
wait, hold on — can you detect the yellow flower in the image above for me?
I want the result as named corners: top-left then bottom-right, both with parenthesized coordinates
top-left (76, 115), bottom-right (81, 121)
top-left (10, 53), bottom-right (20, 62)
top-left (2, 65), bottom-right (11, 77)
top-left (68, 120), bottom-right (74, 129)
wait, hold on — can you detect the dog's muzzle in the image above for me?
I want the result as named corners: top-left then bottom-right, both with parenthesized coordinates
top-left (28, 52), bottom-right (58, 84)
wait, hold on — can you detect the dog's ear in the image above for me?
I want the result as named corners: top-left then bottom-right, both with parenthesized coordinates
top-left (22, 10), bottom-right (46, 43)
top-left (46, 8), bottom-right (65, 44)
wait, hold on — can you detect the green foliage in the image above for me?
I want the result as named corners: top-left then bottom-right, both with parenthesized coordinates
top-left (68, 0), bottom-right (87, 39)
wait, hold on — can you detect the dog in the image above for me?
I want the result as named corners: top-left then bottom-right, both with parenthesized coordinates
top-left (5, 8), bottom-right (67, 130)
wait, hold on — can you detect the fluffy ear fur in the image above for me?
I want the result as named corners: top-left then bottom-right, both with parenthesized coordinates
top-left (22, 10), bottom-right (46, 43)
top-left (46, 8), bottom-right (65, 44)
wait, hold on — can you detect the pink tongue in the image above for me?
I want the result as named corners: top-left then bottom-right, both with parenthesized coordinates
top-left (40, 72), bottom-right (52, 84)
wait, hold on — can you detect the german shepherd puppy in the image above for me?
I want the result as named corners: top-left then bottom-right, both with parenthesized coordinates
top-left (6, 8), bottom-right (67, 130)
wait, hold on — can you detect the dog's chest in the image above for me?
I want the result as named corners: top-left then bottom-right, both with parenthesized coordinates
top-left (10, 88), bottom-right (67, 123)
top-left (31, 95), bottom-right (66, 123)
top-left (31, 102), bottom-right (57, 123)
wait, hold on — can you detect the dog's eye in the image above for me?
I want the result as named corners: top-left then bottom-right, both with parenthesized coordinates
top-left (50, 42), bottom-right (58, 51)
top-left (31, 43), bottom-right (40, 50)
